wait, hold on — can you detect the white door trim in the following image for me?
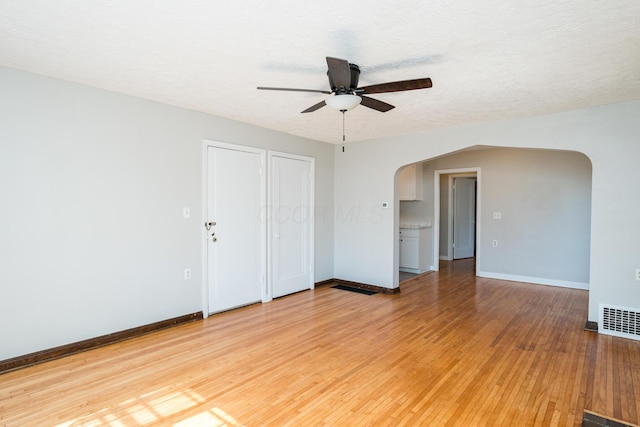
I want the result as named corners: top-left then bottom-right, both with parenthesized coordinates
top-left (433, 167), bottom-right (481, 273)
top-left (267, 151), bottom-right (315, 300)
top-left (201, 139), bottom-right (267, 316)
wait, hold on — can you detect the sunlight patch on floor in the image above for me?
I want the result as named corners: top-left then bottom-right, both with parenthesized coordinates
top-left (174, 407), bottom-right (244, 426)
top-left (53, 387), bottom-right (242, 426)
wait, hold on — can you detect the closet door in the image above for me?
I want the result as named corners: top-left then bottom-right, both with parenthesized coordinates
top-left (206, 143), bottom-right (266, 313)
top-left (270, 152), bottom-right (314, 298)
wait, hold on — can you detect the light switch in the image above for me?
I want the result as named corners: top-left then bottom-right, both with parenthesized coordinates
top-left (183, 207), bottom-right (191, 218)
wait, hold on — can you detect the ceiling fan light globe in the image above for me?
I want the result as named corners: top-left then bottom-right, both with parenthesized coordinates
top-left (326, 94), bottom-right (361, 111)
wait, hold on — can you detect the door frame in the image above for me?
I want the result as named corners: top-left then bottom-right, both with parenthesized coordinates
top-left (433, 167), bottom-right (481, 273)
top-left (201, 139), bottom-right (267, 317)
top-left (267, 151), bottom-right (315, 299)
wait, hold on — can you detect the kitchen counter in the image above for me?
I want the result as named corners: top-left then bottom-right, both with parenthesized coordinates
top-left (399, 221), bottom-right (432, 229)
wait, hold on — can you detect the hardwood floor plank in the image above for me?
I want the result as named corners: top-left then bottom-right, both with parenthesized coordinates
top-left (1, 258), bottom-right (639, 426)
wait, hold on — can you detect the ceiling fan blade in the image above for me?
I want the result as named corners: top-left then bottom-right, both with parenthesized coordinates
top-left (358, 77), bottom-right (432, 94)
top-left (257, 86), bottom-right (331, 94)
top-left (301, 100), bottom-right (326, 113)
top-left (359, 95), bottom-right (395, 112)
top-left (326, 57), bottom-right (352, 89)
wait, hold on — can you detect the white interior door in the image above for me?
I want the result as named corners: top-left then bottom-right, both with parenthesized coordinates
top-left (453, 177), bottom-right (476, 259)
top-left (206, 143), bottom-right (266, 313)
top-left (270, 153), bottom-right (314, 298)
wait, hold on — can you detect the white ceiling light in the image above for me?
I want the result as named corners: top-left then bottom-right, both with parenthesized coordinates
top-left (325, 94), bottom-right (361, 111)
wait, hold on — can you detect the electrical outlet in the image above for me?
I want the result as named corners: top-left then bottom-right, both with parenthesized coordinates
top-left (492, 240), bottom-right (498, 247)
top-left (636, 269), bottom-right (640, 281)
top-left (493, 212), bottom-right (501, 220)
top-left (184, 268), bottom-right (191, 280)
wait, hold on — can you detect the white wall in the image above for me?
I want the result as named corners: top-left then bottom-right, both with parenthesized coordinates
top-left (0, 67), bottom-right (334, 360)
top-left (400, 148), bottom-right (592, 286)
top-left (334, 100), bottom-right (640, 321)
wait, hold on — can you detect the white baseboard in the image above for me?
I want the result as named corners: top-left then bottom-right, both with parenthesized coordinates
top-left (476, 271), bottom-right (589, 290)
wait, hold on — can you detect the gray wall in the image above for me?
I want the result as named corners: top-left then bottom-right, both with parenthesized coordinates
top-left (0, 67), bottom-right (334, 360)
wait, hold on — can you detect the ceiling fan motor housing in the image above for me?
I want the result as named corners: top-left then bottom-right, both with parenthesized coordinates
top-left (327, 63), bottom-right (360, 93)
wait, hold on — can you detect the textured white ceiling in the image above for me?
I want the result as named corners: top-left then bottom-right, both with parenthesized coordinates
top-left (1, 0), bottom-right (639, 143)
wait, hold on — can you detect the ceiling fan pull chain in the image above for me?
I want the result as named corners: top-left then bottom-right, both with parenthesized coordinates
top-left (342, 110), bottom-right (346, 152)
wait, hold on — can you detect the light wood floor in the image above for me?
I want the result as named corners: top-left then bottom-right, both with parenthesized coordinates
top-left (1, 259), bottom-right (639, 426)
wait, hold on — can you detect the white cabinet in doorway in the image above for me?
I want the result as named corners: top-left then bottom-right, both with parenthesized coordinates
top-left (399, 226), bottom-right (432, 274)
top-left (399, 163), bottom-right (423, 201)
top-left (399, 230), bottom-right (420, 269)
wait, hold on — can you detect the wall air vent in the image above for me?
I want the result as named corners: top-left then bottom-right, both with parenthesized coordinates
top-left (599, 304), bottom-right (640, 341)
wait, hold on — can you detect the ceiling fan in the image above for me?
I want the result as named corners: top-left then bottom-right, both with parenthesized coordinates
top-left (257, 57), bottom-right (433, 113)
